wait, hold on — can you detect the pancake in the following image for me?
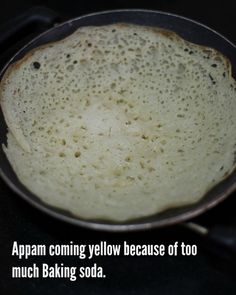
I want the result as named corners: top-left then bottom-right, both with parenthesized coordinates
top-left (1, 24), bottom-right (236, 221)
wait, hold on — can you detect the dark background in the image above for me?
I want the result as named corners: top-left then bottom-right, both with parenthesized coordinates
top-left (0, 1), bottom-right (236, 294)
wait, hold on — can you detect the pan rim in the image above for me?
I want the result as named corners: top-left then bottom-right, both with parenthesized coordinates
top-left (1, 8), bottom-right (235, 75)
top-left (1, 167), bottom-right (236, 232)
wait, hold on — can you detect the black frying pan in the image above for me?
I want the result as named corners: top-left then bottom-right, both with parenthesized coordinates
top-left (0, 9), bottom-right (236, 244)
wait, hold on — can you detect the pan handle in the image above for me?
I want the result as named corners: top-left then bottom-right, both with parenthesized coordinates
top-left (0, 7), bottom-right (60, 50)
top-left (184, 222), bottom-right (236, 259)
top-left (0, 6), bottom-right (60, 67)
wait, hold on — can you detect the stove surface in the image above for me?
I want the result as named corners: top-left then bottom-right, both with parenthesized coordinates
top-left (0, 1), bottom-right (236, 294)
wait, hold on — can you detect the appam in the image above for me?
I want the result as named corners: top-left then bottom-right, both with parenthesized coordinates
top-left (1, 23), bottom-right (236, 222)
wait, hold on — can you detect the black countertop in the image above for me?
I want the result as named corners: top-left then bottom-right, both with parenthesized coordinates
top-left (0, 1), bottom-right (236, 294)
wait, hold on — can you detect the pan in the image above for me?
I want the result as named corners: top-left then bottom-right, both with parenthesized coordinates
top-left (0, 9), bottom-right (236, 245)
